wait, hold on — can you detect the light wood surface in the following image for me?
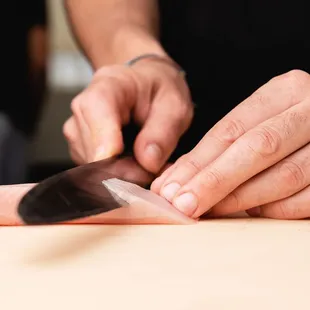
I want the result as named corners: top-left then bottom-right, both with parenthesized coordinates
top-left (0, 217), bottom-right (309, 309)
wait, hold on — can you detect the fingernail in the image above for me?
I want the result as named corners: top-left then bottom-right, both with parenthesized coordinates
top-left (160, 182), bottom-right (181, 202)
top-left (250, 207), bottom-right (261, 217)
top-left (173, 192), bottom-right (198, 216)
top-left (145, 143), bottom-right (162, 162)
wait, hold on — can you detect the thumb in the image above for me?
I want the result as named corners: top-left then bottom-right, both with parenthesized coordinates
top-left (134, 89), bottom-right (193, 174)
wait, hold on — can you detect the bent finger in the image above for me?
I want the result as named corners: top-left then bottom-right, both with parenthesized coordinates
top-left (258, 184), bottom-right (310, 219)
top-left (210, 142), bottom-right (310, 217)
top-left (63, 117), bottom-right (86, 164)
top-left (134, 89), bottom-right (194, 173)
top-left (155, 70), bottom-right (310, 200)
top-left (171, 99), bottom-right (310, 218)
top-left (71, 87), bottom-right (125, 162)
top-left (151, 155), bottom-right (187, 194)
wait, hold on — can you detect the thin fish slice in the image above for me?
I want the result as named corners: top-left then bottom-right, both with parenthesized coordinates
top-left (69, 178), bottom-right (196, 224)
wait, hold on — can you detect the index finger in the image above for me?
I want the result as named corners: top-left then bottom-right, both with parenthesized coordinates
top-left (72, 85), bottom-right (126, 162)
top-left (172, 99), bottom-right (310, 217)
top-left (153, 70), bottom-right (310, 197)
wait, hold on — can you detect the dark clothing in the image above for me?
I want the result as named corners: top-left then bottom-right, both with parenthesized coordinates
top-left (158, 0), bottom-right (310, 160)
top-left (2, 1), bottom-right (47, 137)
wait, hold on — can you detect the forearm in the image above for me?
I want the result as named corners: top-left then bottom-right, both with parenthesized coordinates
top-left (64, 0), bottom-right (167, 69)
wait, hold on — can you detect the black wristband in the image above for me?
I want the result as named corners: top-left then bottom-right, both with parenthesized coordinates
top-left (125, 53), bottom-right (186, 78)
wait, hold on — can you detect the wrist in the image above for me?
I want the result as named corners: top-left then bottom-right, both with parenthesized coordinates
top-left (92, 25), bottom-right (167, 69)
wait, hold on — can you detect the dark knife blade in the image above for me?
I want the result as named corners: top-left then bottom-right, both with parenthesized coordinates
top-left (17, 155), bottom-right (155, 225)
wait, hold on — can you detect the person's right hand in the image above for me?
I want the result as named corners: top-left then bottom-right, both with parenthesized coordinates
top-left (63, 58), bottom-right (194, 174)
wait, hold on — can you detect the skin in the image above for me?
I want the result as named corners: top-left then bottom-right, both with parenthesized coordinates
top-left (63, 62), bottom-right (193, 174)
top-left (151, 70), bottom-right (310, 220)
top-left (63, 0), bottom-right (193, 175)
top-left (64, 1), bottom-right (310, 220)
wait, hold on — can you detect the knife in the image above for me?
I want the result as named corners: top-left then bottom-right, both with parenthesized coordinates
top-left (17, 153), bottom-right (155, 225)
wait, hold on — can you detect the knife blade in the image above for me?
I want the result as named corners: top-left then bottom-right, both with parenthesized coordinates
top-left (17, 154), bottom-right (155, 225)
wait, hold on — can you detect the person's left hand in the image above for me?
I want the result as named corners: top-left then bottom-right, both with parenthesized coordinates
top-left (151, 70), bottom-right (310, 220)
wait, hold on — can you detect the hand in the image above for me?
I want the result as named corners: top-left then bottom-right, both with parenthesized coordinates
top-left (63, 59), bottom-right (193, 174)
top-left (151, 70), bottom-right (310, 220)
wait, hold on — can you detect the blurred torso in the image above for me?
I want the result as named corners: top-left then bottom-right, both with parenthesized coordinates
top-left (158, 0), bottom-right (310, 158)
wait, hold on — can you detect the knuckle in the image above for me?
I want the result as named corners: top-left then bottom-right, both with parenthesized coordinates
top-left (283, 111), bottom-right (308, 137)
top-left (71, 87), bottom-right (110, 115)
top-left (278, 160), bottom-right (306, 191)
top-left (274, 200), bottom-right (298, 219)
top-left (62, 119), bottom-right (75, 142)
top-left (219, 190), bottom-right (244, 213)
top-left (283, 69), bottom-right (309, 85)
top-left (197, 168), bottom-right (225, 190)
top-left (178, 105), bottom-right (194, 130)
top-left (246, 89), bottom-right (270, 108)
top-left (85, 88), bottom-right (108, 106)
top-left (227, 191), bottom-right (243, 213)
top-left (247, 126), bottom-right (281, 157)
top-left (213, 119), bottom-right (246, 145)
top-left (62, 121), bottom-right (69, 138)
top-left (70, 95), bottom-right (82, 114)
top-left (164, 93), bottom-right (194, 131)
top-left (184, 156), bottom-right (204, 174)
top-left (186, 103), bottom-right (195, 121)
top-left (167, 93), bottom-right (188, 113)
top-left (165, 90), bottom-right (184, 105)
top-left (278, 69), bottom-right (310, 93)
top-left (175, 154), bottom-right (189, 165)
top-left (275, 200), bottom-right (290, 218)
top-left (169, 153), bottom-right (190, 171)
top-left (176, 101), bottom-right (192, 121)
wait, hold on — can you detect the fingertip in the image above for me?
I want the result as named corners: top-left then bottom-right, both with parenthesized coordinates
top-left (144, 143), bottom-right (164, 169)
top-left (133, 116), bottom-right (180, 174)
top-left (93, 144), bottom-right (123, 162)
top-left (134, 140), bottom-right (166, 174)
top-left (150, 163), bottom-right (176, 193)
top-left (93, 130), bottom-right (124, 162)
top-left (150, 177), bottom-right (163, 193)
top-left (93, 146), bottom-right (112, 162)
top-left (172, 191), bottom-right (198, 217)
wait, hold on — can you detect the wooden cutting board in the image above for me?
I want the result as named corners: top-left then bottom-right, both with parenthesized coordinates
top-left (0, 217), bottom-right (309, 309)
